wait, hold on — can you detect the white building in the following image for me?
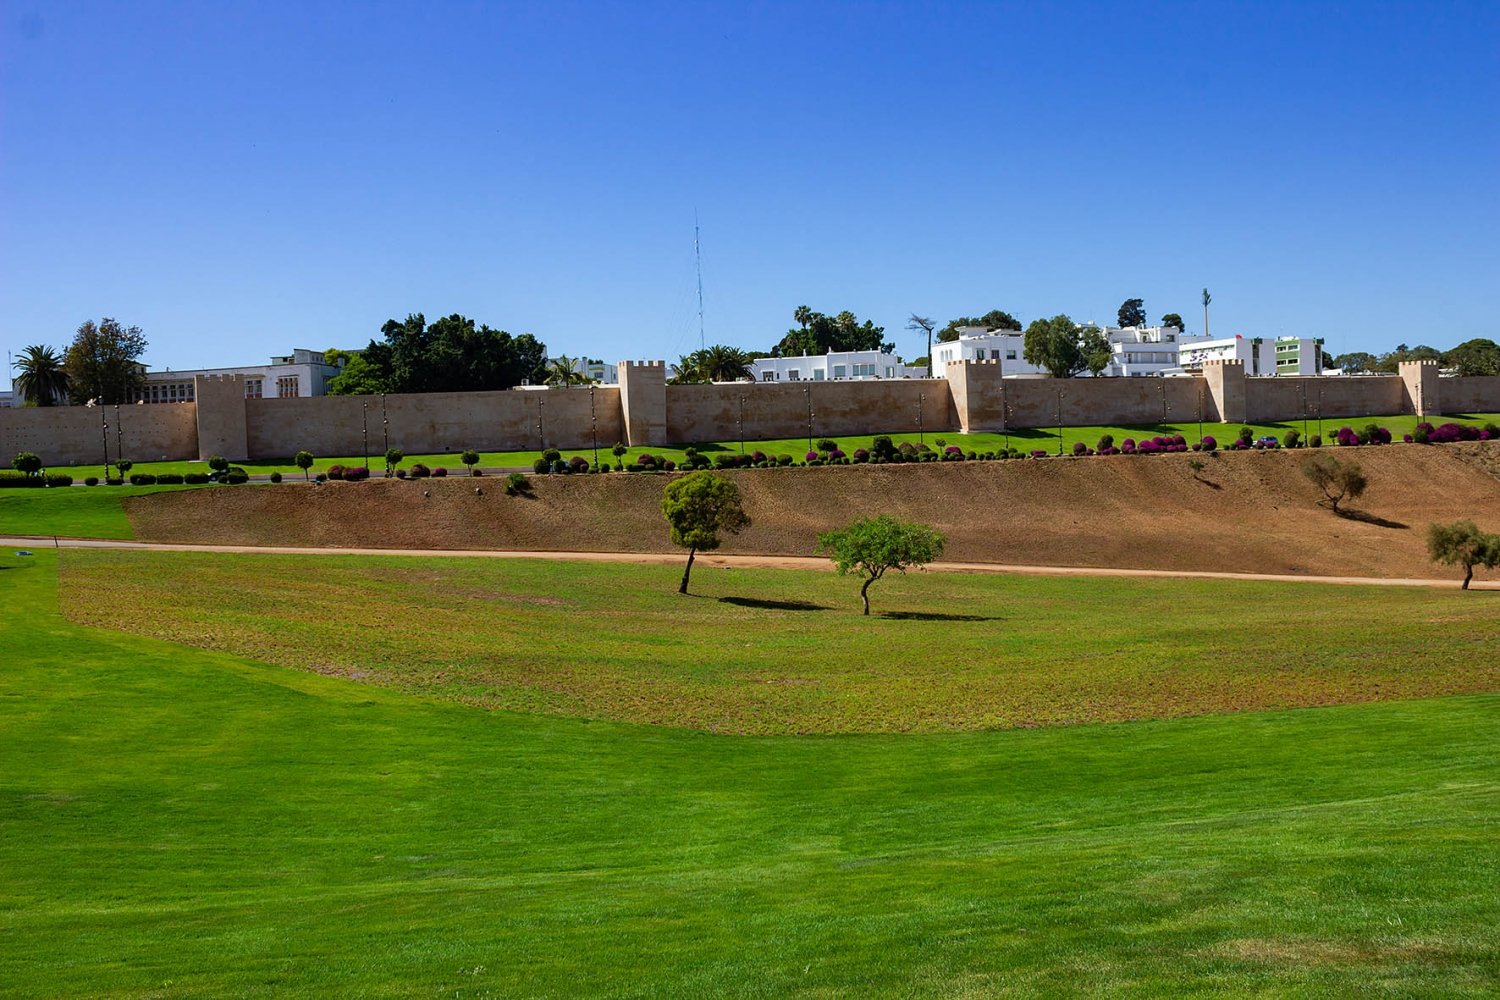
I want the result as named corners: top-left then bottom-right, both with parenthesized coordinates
top-left (1176, 335), bottom-right (1320, 377)
top-left (750, 349), bottom-right (923, 383)
top-left (135, 348), bottom-right (340, 403)
top-left (1099, 325), bottom-right (1183, 377)
top-left (933, 324), bottom-right (1186, 378)
top-left (930, 329), bottom-right (1043, 378)
top-left (0, 389), bottom-right (13, 408)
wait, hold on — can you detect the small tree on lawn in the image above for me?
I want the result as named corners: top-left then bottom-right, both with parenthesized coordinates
top-left (612, 441), bottom-right (628, 470)
top-left (1301, 454), bottom-right (1367, 513)
top-left (13, 452), bottom-right (42, 478)
top-left (818, 515), bottom-right (945, 615)
top-left (115, 458), bottom-right (133, 481)
top-left (461, 450), bottom-right (480, 476)
top-left (1427, 520), bottom-right (1500, 590)
top-left (294, 450), bottom-right (315, 481)
top-left (661, 470), bottom-right (749, 594)
top-left (384, 447), bottom-right (404, 478)
top-left (207, 455), bottom-right (229, 479)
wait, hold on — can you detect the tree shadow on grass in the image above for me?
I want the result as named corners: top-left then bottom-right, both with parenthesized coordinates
top-left (718, 596), bottom-right (831, 612)
top-left (1336, 509), bottom-right (1409, 530)
top-left (880, 611), bottom-right (1003, 622)
top-left (1192, 475), bottom-right (1224, 490)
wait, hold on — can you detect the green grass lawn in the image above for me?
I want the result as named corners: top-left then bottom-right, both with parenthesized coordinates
top-left (2, 548), bottom-right (1497, 995)
top-left (40, 411), bottom-right (1500, 478)
top-left (60, 550), bottom-right (1500, 735)
top-left (0, 483), bottom-right (217, 539)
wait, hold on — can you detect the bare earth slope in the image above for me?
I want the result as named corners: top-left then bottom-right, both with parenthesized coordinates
top-left (127, 445), bottom-right (1500, 581)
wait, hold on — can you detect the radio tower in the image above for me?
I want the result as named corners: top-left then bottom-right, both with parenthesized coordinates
top-left (695, 211), bottom-right (705, 351)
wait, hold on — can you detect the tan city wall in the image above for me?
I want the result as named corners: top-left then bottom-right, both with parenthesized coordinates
top-left (244, 387), bottom-right (623, 460)
top-left (1244, 375), bottom-right (1405, 423)
top-left (0, 402), bottom-right (198, 467)
top-left (1441, 376), bottom-right (1500, 415)
top-left (975, 371), bottom-right (1210, 429)
top-left (663, 378), bottom-right (956, 445)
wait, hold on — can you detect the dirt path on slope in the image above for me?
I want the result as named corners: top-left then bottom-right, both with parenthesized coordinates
top-left (5, 534), bottom-right (1495, 589)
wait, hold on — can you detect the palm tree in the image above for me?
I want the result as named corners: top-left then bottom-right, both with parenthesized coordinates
top-left (544, 355), bottom-right (588, 386)
top-left (14, 345), bottom-right (70, 406)
top-left (1202, 287), bottom-right (1212, 338)
top-left (907, 315), bottom-right (935, 377)
top-left (793, 305), bottom-right (812, 330)
top-left (698, 345), bottom-right (753, 382)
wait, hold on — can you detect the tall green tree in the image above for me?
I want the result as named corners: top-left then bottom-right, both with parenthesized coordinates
top-left (13, 345), bottom-right (71, 406)
top-left (937, 309), bottom-right (1022, 343)
top-left (1023, 315), bottom-right (1110, 378)
top-left (324, 352), bottom-right (388, 395)
top-left (817, 515), bottom-right (945, 615)
top-left (773, 309), bottom-right (890, 357)
top-left (1331, 351), bottom-right (1377, 373)
top-left (1443, 338), bottom-right (1500, 376)
top-left (359, 313), bottom-right (547, 393)
top-left (906, 315), bottom-right (936, 376)
top-left (661, 471), bottom-right (749, 594)
top-left (1160, 313), bottom-right (1185, 332)
top-left (1117, 298), bottom-right (1146, 328)
top-left (64, 318), bottom-right (147, 404)
top-left (1373, 344), bottom-right (1443, 373)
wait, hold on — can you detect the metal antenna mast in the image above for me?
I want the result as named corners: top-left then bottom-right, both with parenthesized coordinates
top-left (694, 211), bottom-right (705, 351)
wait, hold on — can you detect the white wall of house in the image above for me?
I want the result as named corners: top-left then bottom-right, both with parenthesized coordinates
top-left (137, 348), bottom-right (339, 402)
top-left (930, 330), bottom-right (1042, 378)
top-left (1177, 336), bottom-right (1285, 376)
top-left (750, 349), bottom-right (921, 383)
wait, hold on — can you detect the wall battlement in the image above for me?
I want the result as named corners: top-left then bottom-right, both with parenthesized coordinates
top-left (3, 360), bottom-right (1497, 464)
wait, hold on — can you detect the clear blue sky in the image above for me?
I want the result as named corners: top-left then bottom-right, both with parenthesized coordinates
top-left (3, 1), bottom-right (1497, 375)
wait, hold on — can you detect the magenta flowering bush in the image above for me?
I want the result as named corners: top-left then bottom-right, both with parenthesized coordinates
top-left (1201, 435), bottom-right (1217, 452)
top-left (1030, 449), bottom-right (1049, 459)
top-left (433, 467), bottom-right (448, 477)
top-left (1335, 427), bottom-right (1360, 447)
top-left (806, 450), bottom-right (819, 462)
top-left (830, 449), bottom-right (847, 460)
top-left (852, 448), bottom-right (869, 462)
top-left (1073, 441), bottom-right (1089, 456)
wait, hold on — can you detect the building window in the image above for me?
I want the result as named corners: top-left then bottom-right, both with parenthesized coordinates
top-left (788, 370), bottom-right (800, 381)
top-left (1006, 350), bottom-right (1017, 361)
top-left (245, 379), bottom-right (263, 399)
top-left (276, 376), bottom-right (299, 398)
top-left (833, 365), bottom-right (847, 379)
top-left (761, 371), bottom-right (777, 381)
top-left (975, 349), bottom-right (986, 360)
top-left (813, 369), bottom-right (825, 381)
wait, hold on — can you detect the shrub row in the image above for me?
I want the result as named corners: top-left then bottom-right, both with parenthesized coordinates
top-left (0, 471), bottom-right (75, 488)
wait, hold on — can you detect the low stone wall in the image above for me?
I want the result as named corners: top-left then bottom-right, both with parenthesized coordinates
top-left (664, 379), bottom-right (956, 445)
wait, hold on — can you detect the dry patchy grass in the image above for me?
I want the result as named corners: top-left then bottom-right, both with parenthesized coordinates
top-left (60, 549), bottom-right (1500, 735)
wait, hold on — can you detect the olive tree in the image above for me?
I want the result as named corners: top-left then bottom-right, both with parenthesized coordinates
top-left (1301, 454), bottom-right (1367, 513)
top-left (294, 451), bottom-right (315, 481)
top-left (661, 470), bottom-right (749, 594)
top-left (817, 515), bottom-right (945, 615)
top-left (384, 448), bottom-right (404, 478)
top-left (461, 450), bottom-right (480, 476)
top-left (1427, 520), bottom-right (1500, 590)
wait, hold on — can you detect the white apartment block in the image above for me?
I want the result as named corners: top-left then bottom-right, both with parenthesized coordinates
top-left (1176, 336), bottom-right (1321, 377)
top-left (135, 348), bottom-right (340, 403)
top-left (750, 349), bottom-right (923, 383)
top-left (930, 329), bottom-right (1042, 378)
top-left (933, 324), bottom-right (1186, 378)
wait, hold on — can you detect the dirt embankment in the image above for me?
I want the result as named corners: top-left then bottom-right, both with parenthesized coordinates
top-left (125, 445), bottom-right (1500, 581)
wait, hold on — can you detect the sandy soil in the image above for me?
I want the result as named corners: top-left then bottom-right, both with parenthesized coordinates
top-left (120, 444), bottom-right (1500, 582)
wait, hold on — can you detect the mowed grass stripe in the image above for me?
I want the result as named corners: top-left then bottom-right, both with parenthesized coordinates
top-left (57, 548), bottom-right (1500, 734)
top-left (2, 550), bottom-right (1498, 995)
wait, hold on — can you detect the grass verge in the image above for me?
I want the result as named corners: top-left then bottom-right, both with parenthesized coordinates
top-left (1, 548), bottom-right (1497, 995)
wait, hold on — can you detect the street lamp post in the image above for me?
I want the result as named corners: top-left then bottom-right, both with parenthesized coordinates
top-left (738, 394), bottom-right (746, 455)
top-left (1197, 383), bottom-right (1205, 446)
top-left (362, 401), bottom-right (369, 472)
top-left (1300, 381), bottom-right (1309, 443)
top-left (803, 386), bottom-right (813, 453)
top-left (1056, 388), bottom-right (1065, 456)
top-left (114, 404), bottom-right (123, 470)
top-left (590, 386), bottom-right (599, 469)
top-left (99, 405), bottom-right (109, 479)
top-left (537, 397), bottom-right (545, 451)
top-left (1160, 380), bottom-right (1169, 424)
top-left (1002, 389), bottom-right (1011, 454)
top-left (1317, 386), bottom-right (1325, 441)
top-left (916, 392), bottom-right (925, 446)
top-left (381, 394), bottom-right (389, 475)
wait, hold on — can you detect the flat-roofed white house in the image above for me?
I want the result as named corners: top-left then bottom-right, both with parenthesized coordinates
top-left (134, 348), bottom-right (341, 403)
top-left (930, 329), bottom-right (1043, 378)
top-left (750, 349), bottom-right (923, 383)
top-left (1176, 335), bottom-right (1321, 377)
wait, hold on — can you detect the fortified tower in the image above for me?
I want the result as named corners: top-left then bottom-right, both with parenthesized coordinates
top-left (1399, 360), bottom-right (1440, 417)
top-left (194, 374), bottom-right (249, 461)
top-left (617, 360), bottom-right (666, 446)
top-left (1201, 359), bottom-right (1246, 423)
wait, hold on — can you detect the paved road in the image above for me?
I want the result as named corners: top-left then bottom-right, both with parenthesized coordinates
top-left (3, 534), bottom-right (1494, 590)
